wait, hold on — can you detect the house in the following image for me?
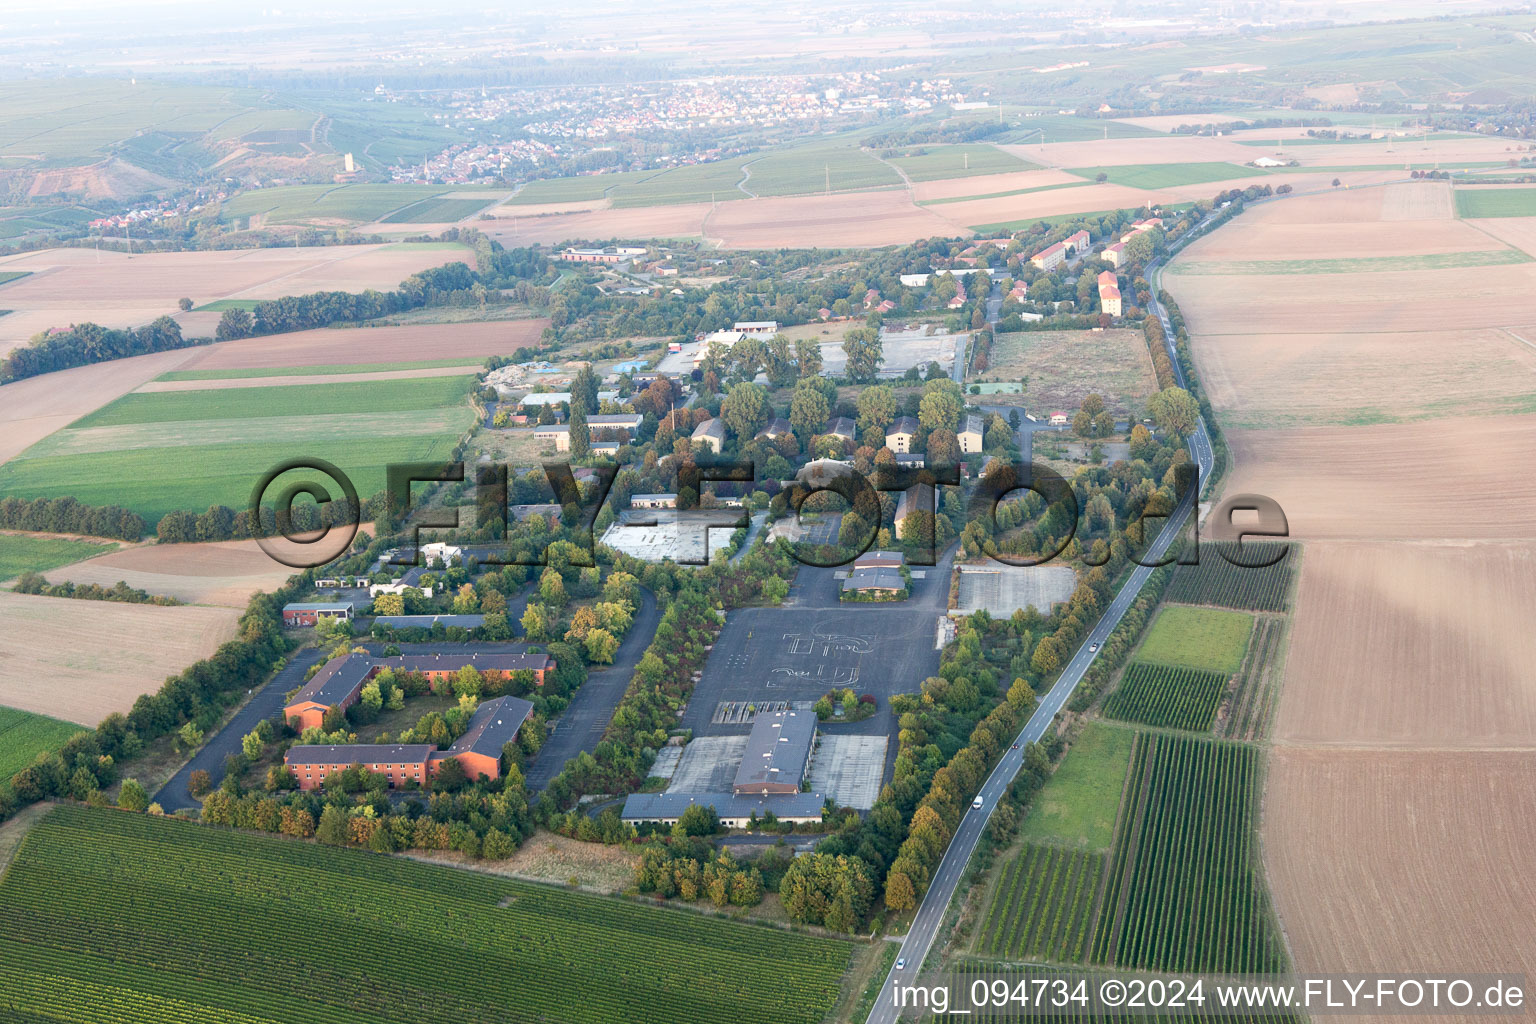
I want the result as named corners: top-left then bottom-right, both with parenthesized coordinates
top-left (733, 710), bottom-right (816, 796)
top-left (1049, 411), bottom-right (1069, 426)
top-left (631, 493), bottom-right (677, 509)
top-left (863, 288), bottom-right (881, 309)
top-left (1030, 241), bottom-right (1067, 271)
top-left (419, 542), bottom-right (462, 567)
top-left (283, 652), bottom-right (553, 732)
top-left (1102, 241), bottom-right (1126, 267)
top-left (855, 550), bottom-right (905, 570)
top-left (894, 483), bottom-right (933, 541)
top-left (1065, 229), bottom-right (1091, 252)
top-left (1098, 271), bottom-right (1123, 317)
top-left (587, 413), bottom-right (644, 439)
top-left (958, 413), bottom-right (985, 454)
top-left (533, 424), bottom-right (570, 451)
top-left (796, 458), bottom-right (855, 488)
top-left (894, 452), bottom-right (926, 469)
top-left (285, 695), bottom-right (534, 791)
top-left (946, 278), bottom-right (967, 309)
top-left (733, 320), bottom-right (779, 335)
top-left (693, 330), bottom-right (743, 365)
top-left (370, 580), bottom-right (434, 599)
top-left (282, 602), bottom-right (356, 627)
top-left (692, 418), bottom-right (726, 453)
top-left (589, 440), bottom-right (622, 456)
top-left (557, 246), bottom-right (646, 264)
top-left (620, 791), bottom-right (826, 828)
top-left (842, 567), bottom-right (907, 598)
top-left (876, 299), bottom-right (897, 313)
top-left (885, 416), bottom-right (920, 453)
top-left (755, 417), bottom-right (793, 442)
top-left (821, 416), bottom-right (856, 444)
top-left (817, 306), bottom-right (833, 320)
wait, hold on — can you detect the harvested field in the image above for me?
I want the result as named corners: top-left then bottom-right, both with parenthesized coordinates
top-left (0, 244), bottom-right (471, 354)
top-left (421, 828), bottom-right (640, 894)
top-left (481, 203), bottom-right (710, 247)
top-left (1275, 541), bottom-right (1536, 747)
top-left (1175, 215), bottom-right (1495, 264)
top-left (979, 329), bottom-right (1156, 416)
top-left (1217, 616), bottom-right (1285, 742)
top-left (1002, 135), bottom-right (1256, 169)
top-left (0, 534), bottom-right (115, 579)
top-left (1221, 417), bottom-right (1536, 540)
top-left (706, 192), bottom-right (961, 248)
top-left (44, 538), bottom-right (297, 608)
top-left (910, 168), bottom-right (1086, 203)
top-left (1264, 748), bottom-right (1536, 982)
top-left (933, 183), bottom-right (1163, 234)
top-left (175, 319), bottom-right (544, 370)
top-left (134, 363), bottom-right (483, 392)
top-left (0, 590), bottom-right (239, 725)
top-left (1464, 215), bottom-right (1536, 257)
top-left (1188, 328), bottom-right (1536, 429)
top-left (0, 348), bottom-right (201, 468)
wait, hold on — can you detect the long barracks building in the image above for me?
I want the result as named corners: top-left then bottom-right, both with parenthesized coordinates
top-left (284, 695), bottom-right (536, 790)
top-left (283, 651), bottom-right (554, 732)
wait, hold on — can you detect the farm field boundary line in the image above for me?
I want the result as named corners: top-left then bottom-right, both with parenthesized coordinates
top-left (1170, 249), bottom-right (1530, 275)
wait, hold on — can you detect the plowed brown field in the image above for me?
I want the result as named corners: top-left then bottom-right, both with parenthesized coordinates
top-left (45, 538), bottom-right (299, 608)
top-left (176, 319), bottom-right (545, 370)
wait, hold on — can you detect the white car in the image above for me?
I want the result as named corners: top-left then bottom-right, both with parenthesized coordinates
top-left (972, 795), bottom-right (984, 810)
top-left (1089, 642), bottom-right (1099, 652)
top-left (895, 958), bottom-right (907, 971)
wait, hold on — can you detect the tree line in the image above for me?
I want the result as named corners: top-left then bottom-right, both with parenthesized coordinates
top-left (0, 315), bottom-right (200, 386)
top-left (12, 572), bottom-right (181, 606)
top-left (0, 495), bottom-right (145, 542)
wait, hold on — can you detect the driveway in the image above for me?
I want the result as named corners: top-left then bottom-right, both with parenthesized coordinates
top-left (152, 647), bottom-right (327, 814)
top-left (524, 586), bottom-right (660, 790)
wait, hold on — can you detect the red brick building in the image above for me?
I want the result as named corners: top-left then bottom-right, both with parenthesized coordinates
top-left (283, 651), bottom-right (553, 732)
top-left (285, 695), bottom-right (535, 790)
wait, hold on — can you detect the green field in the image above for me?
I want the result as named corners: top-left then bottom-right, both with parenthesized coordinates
top-left (920, 180), bottom-right (1090, 207)
top-left (0, 805), bottom-right (854, 1024)
top-left (218, 184), bottom-right (455, 226)
top-left (976, 845), bottom-right (1103, 963)
top-left (1170, 249), bottom-right (1531, 275)
top-left (0, 708), bottom-right (87, 781)
top-left (1066, 163), bottom-right (1258, 189)
top-left (504, 170), bottom-right (660, 205)
top-left (0, 534), bottom-right (114, 578)
top-left (1092, 733), bottom-right (1286, 973)
top-left (886, 144), bottom-right (1034, 182)
top-left (0, 271), bottom-right (31, 287)
top-left (0, 376), bottom-right (477, 522)
top-left (1454, 187), bottom-right (1536, 218)
top-left (1134, 606), bottom-right (1253, 674)
top-left (1007, 115), bottom-right (1160, 144)
top-left (191, 298), bottom-right (262, 312)
top-left (1165, 543), bottom-right (1295, 611)
top-left (158, 358), bottom-right (482, 381)
top-left (1103, 663), bottom-right (1230, 732)
top-left (380, 196), bottom-right (500, 224)
top-left (602, 137), bottom-right (902, 207)
top-left (1019, 722), bottom-right (1134, 850)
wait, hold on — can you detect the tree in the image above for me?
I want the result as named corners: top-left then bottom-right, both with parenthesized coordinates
top-left (926, 427), bottom-right (960, 466)
top-left (188, 769), bottom-right (212, 798)
top-left (1031, 635), bottom-right (1065, 675)
top-left (570, 362), bottom-right (599, 415)
top-left (118, 778), bottom-right (149, 812)
top-left (841, 326), bottom-right (883, 383)
top-left (1147, 386), bottom-right (1199, 438)
top-left (316, 805), bottom-right (350, 846)
top-left (1095, 171), bottom-right (1109, 183)
top-left (584, 628), bottom-right (619, 664)
top-left (177, 297), bottom-right (193, 312)
top-left (1332, 177), bottom-right (1341, 187)
top-left (215, 308), bottom-right (253, 341)
top-left (433, 757), bottom-right (468, 792)
top-left (483, 827), bottom-right (516, 859)
top-left (918, 378), bottom-right (963, 432)
top-left (242, 730), bottom-right (263, 760)
top-left (795, 336), bottom-right (823, 378)
top-left (373, 592), bottom-right (404, 616)
top-left (673, 803), bottom-right (720, 837)
top-left (1128, 423), bottom-right (1157, 461)
top-left (720, 381), bottom-right (768, 441)
top-left (885, 869), bottom-right (917, 911)
top-left (856, 385), bottom-right (896, 439)
top-left (568, 401), bottom-right (590, 458)
top-left (453, 664), bottom-right (483, 698)
top-left (521, 602), bottom-right (548, 640)
top-left (788, 381), bottom-right (830, 446)
top-left (1122, 230), bottom-right (1155, 264)
top-left (539, 568), bottom-right (566, 607)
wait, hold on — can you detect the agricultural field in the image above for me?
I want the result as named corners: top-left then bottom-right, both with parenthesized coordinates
top-left (1275, 541), bottom-right (1536, 747)
top-left (217, 184), bottom-right (468, 226)
top-left (0, 374), bottom-right (478, 522)
top-left (504, 170), bottom-right (660, 205)
top-left (178, 319), bottom-right (543, 371)
top-left (1169, 250), bottom-right (1530, 275)
top-left (1092, 733), bottom-right (1286, 974)
top-left (1065, 162), bottom-right (1256, 189)
top-left (1453, 187), bottom-right (1536, 218)
top-left (1163, 542), bottom-right (1295, 611)
top-left (975, 845), bottom-right (1103, 963)
top-left (1132, 606), bottom-right (1253, 674)
top-left (0, 271), bottom-right (30, 287)
top-left (0, 805), bottom-right (855, 1024)
top-left (44, 538), bottom-right (299, 609)
top-left (1008, 115), bottom-right (1161, 144)
top-left (1103, 663), bottom-right (1229, 733)
top-left (0, 534), bottom-right (115, 579)
top-left (706, 191), bottom-right (960, 249)
top-left (885, 145), bottom-right (1033, 182)
top-left (0, 591), bottom-right (238, 724)
top-left (976, 330), bottom-right (1156, 417)
top-left (379, 196), bottom-right (502, 224)
top-left (1219, 617), bottom-right (1285, 742)
top-left (1019, 722), bottom-right (1134, 850)
top-left (0, 707), bottom-right (86, 782)
top-left (156, 357), bottom-right (481, 381)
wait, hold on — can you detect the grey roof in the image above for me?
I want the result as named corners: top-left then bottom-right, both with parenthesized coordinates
top-left (588, 414), bottom-right (642, 427)
top-left (447, 695), bottom-right (535, 759)
top-left (284, 601), bottom-right (356, 613)
top-left (756, 416), bottom-right (793, 439)
top-left (621, 791), bottom-right (826, 822)
top-left (887, 416), bottom-right (919, 436)
top-left (961, 414), bottom-right (985, 437)
top-left (894, 483), bottom-right (932, 522)
top-left (533, 424), bottom-right (569, 435)
top-left (893, 452), bottom-right (925, 466)
top-left (855, 550), bottom-right (904, 568)
top-left (373, 614), bottom-right (486, 629)
top-left (734, 710), bottom-right (816, 793)
top-left (289, 654), bottom-right (375, 708)
top-left (692, 418), bottom-right (725, 440)
top-left (285, 743), bottom-right (433, 767)
top-left (822, 416), bottom-right (856, 438)
top-left (843, 567), bottom-right (906, 592)
top-left (380, 651), bottom-right (552, 675)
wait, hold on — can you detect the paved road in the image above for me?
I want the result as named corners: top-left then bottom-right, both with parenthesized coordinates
top-left (868, 311), bottom-right (1216, 1022)
top-left (153, 647), bottom-right (327, 813)
top-left (524, 586), bottom-right (660, 790)
top-left (730, 511), bottom-right (769, 564)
